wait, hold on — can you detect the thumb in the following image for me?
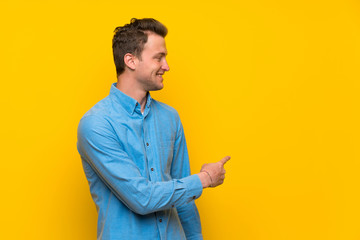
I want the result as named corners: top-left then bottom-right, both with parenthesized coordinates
top-left (220, 156), bottom-right (231, 165)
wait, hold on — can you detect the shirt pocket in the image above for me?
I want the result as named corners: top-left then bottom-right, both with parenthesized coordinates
top-left (159, 139), bottom-right (175, 178)
top-left (159, 139), bottom-right (175, 151)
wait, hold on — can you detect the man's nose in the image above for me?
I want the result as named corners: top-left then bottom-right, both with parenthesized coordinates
top-left (162, 60), bottom-right (170, 72)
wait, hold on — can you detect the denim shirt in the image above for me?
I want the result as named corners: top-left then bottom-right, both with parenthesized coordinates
top-left (77, 83), bottom-right (203, 240)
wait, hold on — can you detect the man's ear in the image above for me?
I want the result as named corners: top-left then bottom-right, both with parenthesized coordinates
top-left (124, 53), bottom-right (137, 70)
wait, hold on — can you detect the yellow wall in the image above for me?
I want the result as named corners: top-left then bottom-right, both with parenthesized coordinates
top-left (1, 0), bottom-right (359, 239)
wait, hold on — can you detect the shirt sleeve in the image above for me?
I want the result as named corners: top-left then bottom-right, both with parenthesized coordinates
top-left (171, 118), bottom-right (204, 240)
top-left (77, 114), bottom-right (203, 216)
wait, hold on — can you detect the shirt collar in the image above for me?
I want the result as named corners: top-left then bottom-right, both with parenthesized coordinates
top-left (109, 83), bottom-right (152, 115)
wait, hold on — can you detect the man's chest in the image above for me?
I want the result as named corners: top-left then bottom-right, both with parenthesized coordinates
top-left (110, 114), bottom-right (177, 181)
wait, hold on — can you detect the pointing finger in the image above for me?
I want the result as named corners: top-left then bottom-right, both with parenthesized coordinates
top-left (220, 156), bottom-right (231, 165)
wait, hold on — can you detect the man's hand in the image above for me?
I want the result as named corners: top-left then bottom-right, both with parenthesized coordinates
top-left (197, 156), bottom-right (230, 188)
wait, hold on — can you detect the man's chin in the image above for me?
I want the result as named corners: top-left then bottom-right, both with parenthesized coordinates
top-left (148, 84), bottom-right (164, 92)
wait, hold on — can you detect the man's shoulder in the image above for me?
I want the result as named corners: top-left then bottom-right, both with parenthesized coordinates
top-left (82, 96), bottom-right (112, 120)
top-left (78, 96), bottom-right (113, 132)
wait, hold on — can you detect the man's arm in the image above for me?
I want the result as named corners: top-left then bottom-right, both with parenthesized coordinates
top-left (77, 115), bottom-right (203, 215)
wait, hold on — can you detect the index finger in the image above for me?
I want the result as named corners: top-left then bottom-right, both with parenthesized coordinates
top-left (220, 156), bottom-right (231, 165)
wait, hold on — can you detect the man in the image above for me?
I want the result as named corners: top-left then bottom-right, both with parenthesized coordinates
top-left (77, 18), bottom-right (230, 240)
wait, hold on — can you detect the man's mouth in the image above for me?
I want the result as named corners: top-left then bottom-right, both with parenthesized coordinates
top-left (156, 73), bottom-right (164, 79)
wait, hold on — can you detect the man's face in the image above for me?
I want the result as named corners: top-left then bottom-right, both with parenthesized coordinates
top-left (134, 33), bottom-right (170, 91)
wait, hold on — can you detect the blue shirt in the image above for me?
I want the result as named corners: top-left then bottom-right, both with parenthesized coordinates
top-left (77, 83), bottom-right (203, 240)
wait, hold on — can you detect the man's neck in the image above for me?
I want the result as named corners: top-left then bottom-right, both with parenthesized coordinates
top-left (116, 79), bottom-right (148, 113)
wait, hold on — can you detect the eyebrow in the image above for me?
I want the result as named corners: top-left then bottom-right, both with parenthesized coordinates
top-left (154, 52), bottom-right (167, 57)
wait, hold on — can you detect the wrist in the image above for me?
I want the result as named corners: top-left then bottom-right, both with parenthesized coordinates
top-left (197, 171), bottom-right (212, 188)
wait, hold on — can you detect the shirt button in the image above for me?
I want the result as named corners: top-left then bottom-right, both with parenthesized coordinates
top-left (151, 168), bottom-right (154, 171)
top-left (159, 219), bottom-right (162, 223)
top-left (192, 196), bottom-right (196, 200)
top-left (146, 143), bottom-right (149, 146)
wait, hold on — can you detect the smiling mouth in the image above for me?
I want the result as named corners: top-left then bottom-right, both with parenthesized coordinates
top-left (156, 73), bottom-right (164, 79)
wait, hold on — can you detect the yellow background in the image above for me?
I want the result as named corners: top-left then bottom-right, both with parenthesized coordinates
top-left (1, 0), bottom-right (359, 239)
